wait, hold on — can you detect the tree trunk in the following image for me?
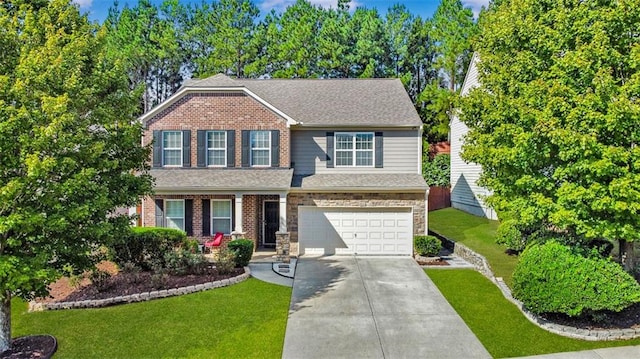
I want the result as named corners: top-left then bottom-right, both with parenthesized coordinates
top-left (620, 239), bottom-right (636, 273)
top-left (0, 291), bottom-right (11, 353)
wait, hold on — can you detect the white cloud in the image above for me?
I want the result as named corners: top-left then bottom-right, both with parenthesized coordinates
top-left (72, 0), bottom-right (93, 10)
top-left (462, 0), bottom-right (490, 17)
top-left (259, 0), bottom-right (359, 13)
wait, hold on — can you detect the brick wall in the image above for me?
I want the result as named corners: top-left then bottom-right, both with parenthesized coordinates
top-left (144, 92), bottom-right (291, 168)
top-left (287, 192), bottom-right (426, 256)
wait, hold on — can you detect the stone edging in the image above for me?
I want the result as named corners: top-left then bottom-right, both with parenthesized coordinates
top-left (29, 267), bottom-right (251, 312)
top-left (429, 230), bottom-right (640, 341)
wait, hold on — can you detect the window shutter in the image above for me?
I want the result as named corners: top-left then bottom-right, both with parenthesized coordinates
top-left (227, 130), bottom-right (236, 167)
top-left (197, 130), bottom-right (206, 167)
top-left (202, 199), bottom-right (211, 236)
top-left (152, 130), bottom-right (162, 167)
top-left (375, 132), bottom-right (383, 168)
top-left (155, 199), bottom-right (164, 227)
top-left (326, 132), bottom-right (334, 168)
top-left (271, 130), bottom-right (280, 167)
top-left (184, 199), bottom-right (193, 236)
top-left (241, 130), bottom-right (250, 167)
top-left (182, 130), bottom-right (191, 168)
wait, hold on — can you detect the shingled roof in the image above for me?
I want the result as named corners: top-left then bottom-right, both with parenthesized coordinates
top-left (168, 74), bottom-right (422, 127)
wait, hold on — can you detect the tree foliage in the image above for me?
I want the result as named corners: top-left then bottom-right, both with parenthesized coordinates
top-left (0, 0), bottom-right (152, 351)
top-left (461, 0), bottom-right (640, 268)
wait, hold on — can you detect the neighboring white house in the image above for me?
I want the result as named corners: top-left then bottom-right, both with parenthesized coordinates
top-left (450, 53), bottom-right (498, 220)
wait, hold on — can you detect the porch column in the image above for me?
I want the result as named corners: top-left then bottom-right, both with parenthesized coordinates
top-left (234, 193), bottom-right (243, 234)
top-left (279, 193), bottom-right (287, 232)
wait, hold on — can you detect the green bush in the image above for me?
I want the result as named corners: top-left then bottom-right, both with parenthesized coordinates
top-left (110, 227), bottom-right (187, 271)
top-left (495, 220), bottom-right (526, 252)
top-left (164, 249), bottom-right (207, 275)
top-left (414, 235), bottom-right (442, 256)
top-left (216, 248), bottom-right (236, 274)
top-left (512, 241), bottom-right (640, 317)
top-left (227, 239), bottom-right (254, 267)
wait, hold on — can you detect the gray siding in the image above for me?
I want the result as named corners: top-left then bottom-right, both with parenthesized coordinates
top-left (450, 53), bottom-right (498, 220)
top-left (291, 129), bottom-right (420, 175)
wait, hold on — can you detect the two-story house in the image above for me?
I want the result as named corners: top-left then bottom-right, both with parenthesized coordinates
top-left (139, 74), bottom-right (428, 257)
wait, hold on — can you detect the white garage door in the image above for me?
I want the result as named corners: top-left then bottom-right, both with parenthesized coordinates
top-left (298, 207), bottom-right (413, 256)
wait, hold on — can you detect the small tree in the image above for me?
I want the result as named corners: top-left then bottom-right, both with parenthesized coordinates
top-left (0, 1), bottom-right (152, 351)
top-left (423, 153), bottom-right (451, 187)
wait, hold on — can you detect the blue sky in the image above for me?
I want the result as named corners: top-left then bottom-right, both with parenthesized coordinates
top-left (73, 0), bottom-right (490, 24)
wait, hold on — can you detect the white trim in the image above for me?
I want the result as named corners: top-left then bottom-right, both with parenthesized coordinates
top-left (334, 132), bottom-right (375, 167)
top-left (140, 87), bottom-right (298, 127)
top-left (164, 199), bottom-right (185, 231)
top-left (250, 130), bottom-right (271, 167)
top-left (211, 199), bottom-right (232, 235)
top-left (162, 131), bottom-right (183, 167)
top-left (206, 130), bottom-right (227, 167)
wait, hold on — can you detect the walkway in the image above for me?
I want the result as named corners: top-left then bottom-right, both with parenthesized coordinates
top-left (282, 256), bottom-right (490, 359)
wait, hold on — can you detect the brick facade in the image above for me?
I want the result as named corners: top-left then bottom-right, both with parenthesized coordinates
top-left (286, 192), bottom-right (427, 256)
top-left (143, 194), bottom-right (279, 251)
top-left (143, 92), bottom-right (290, 169)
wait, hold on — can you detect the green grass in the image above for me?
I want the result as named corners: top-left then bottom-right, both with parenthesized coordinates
top-left (427, 269), bottom-right (640, 358)
top-left (12, 278), bottom-right (291, 358)
top-left (429, 207), bottom-right (518, 286)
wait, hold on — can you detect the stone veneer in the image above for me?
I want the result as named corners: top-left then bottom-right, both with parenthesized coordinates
top-left (287, 192), bottom-right (426, 256)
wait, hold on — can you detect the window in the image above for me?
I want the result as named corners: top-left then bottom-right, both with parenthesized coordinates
top-left (212, 200), bottom-right (232, 234)
top-left (165, 199), bottom-right (185, 231)
top-left (251, 131), bottom-right (270, 166)
top-left (163, 131), bottom-right (183, 166)
top-left (207, 131), bottom-right (226, 166)
top-left (335, 132), bottom-right (374, 167)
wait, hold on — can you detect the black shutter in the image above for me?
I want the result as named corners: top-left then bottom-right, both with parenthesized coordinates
top-left (155, 199), bottom-right (164, 227)
top-left (271, 130), bottom-right (280, 167)
top-left (202, 199), bottom-right (211, 236)
top-left (326, 132), bottom-right (334, 168)
top-left (182, 130), bottom-right (191, 167)
top-left (184, 199), bottom-right (193, 236)
top-left (241, 130), bottom-right (250, 167)
top-left (227, 130), bottom-right (236, 167)
top-left (152, 130), bottom-right (162, 167)
top-left (197, 130), bottom-right (206, 167)
top-left (375, 132), bottom-right (383, 168)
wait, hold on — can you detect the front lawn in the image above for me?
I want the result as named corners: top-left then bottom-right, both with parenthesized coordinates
top-left (12, 278), bottom-right (291, 358)
top-left (427, 269), bottom-right (640, 358)
top-left (429, 207), bottom-right (518, 286)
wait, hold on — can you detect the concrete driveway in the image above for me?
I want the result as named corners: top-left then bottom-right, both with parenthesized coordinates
top-left (282, 256), bottom-right (490, 359)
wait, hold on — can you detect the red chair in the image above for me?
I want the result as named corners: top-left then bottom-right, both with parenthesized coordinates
top-left (205, 232), bottom-right (224, 250)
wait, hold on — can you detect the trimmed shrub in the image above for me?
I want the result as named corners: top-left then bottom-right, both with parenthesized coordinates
top-left (495, 220), bottom-right (526, 252)
top-left (164, 249), bottom-right (207, 275)
top-left (228, 239), bottom-right (254, 267)
top-left (414, 235), bottom-right (442, 257)
top-left (512, 241), bottom-right (640, 317)
top-left (216, 248), bottom-right (236, 274)
top-left (110, 227), bottom-right (187, 271)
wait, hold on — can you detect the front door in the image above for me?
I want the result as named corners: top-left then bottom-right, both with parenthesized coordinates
top-left (264, 201), bottom-right (279, 246)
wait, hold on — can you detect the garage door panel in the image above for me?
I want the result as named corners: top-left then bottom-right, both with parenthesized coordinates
top-left (299, 207), bottom-right (413, 256)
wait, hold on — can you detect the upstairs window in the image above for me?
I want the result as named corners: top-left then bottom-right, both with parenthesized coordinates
top-left (163, 131), bottom-right (183, 166)
top-left (251, 130), bottom-right (271, 166)
top-left (207, 131), bottom-right (227, 167)
top-left (335, 132), bottom-right (374, 167)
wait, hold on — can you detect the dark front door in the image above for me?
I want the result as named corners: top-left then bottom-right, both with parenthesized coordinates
top-left (264, 201), bottom-right (279, 246)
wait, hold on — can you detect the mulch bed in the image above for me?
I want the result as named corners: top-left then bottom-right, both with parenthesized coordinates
top-left (540, 302), bottom-right (640, 330)
top-left (59, 266), bottom-right (245, 302)
top-left (1, 335), bottom-right (57, 359)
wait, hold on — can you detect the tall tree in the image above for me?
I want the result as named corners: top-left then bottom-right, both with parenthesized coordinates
top-left (461, 0), bottom-right (640, 269)
top-left (349, 7), bottom-right (387, 78)
top-left (384, 4), bottom-right (412, 78)
top-left (431, 0), bottom-right (475, 92)
top-left (0, 0), bottom-right (152, 351)
top-left (192, 0), bottom-right (260, 78)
